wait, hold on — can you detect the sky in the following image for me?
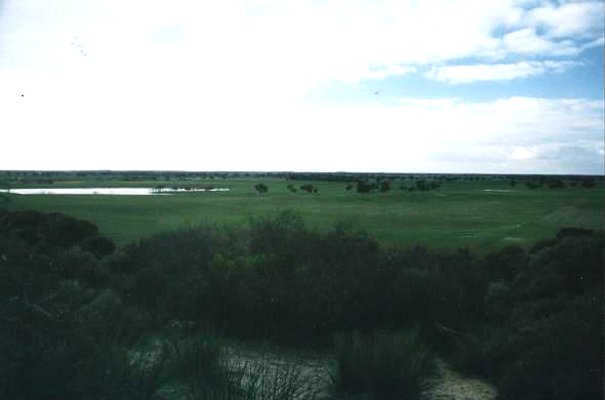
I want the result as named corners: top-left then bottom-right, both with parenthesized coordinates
top-left (0, 0), bottom-right (603, 174)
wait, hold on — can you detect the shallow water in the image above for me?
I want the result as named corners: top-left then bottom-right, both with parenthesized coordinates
top-left (0, 188), bottom-right (230, 196)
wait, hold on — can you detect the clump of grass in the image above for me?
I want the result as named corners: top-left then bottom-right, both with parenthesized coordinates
top-left (332, 330), bottom-right (435, 399)
top-left (164, 334), bottom-right (320, 400)
top-left (231, 356), bottom-right (321, 400)
top-left (164, 333), bottom-right (233, 399)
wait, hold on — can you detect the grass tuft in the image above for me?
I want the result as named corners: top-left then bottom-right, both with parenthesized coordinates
top-left (332, 329), bottom-right (435, 399)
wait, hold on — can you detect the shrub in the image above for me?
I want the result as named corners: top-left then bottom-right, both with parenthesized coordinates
top-left (472, 230), bottom-right (604, 400)
top-left (496, 297), bottom-right (603, 400)
top-left (332, 330), bottom-right (435, 399)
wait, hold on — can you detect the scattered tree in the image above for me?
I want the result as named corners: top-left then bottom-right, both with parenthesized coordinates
top-left (254, 183), bottom-right (268, 194)
top-left (356, 181), bottom-right (376, 193)
top-left (378, 180), bottom-right (391, 192)
top-left (300, 184), bottom-right (317, 193)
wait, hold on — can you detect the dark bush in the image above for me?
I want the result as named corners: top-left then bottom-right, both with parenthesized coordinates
top-left (0, 210), bottom-right (114, 256)
top-left (465, 230), bottom-right (604, 399)
top-left (0, 210), bottom-right (152, 400)
top-left (81, 234), bottom-right (116, 258)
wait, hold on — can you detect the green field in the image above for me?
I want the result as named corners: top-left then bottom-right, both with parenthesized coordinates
top-left (2, 177), bottom-right (603, 253)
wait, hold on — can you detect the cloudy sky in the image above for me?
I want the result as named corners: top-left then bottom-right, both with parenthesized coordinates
top-left (1, 0), bottom-right (603, 174)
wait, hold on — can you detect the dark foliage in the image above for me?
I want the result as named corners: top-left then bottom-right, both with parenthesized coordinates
top-left (450, 231), bottom-right (604, 400)
top-left (0, 211), bottom-right (150, 400)
top-left (118, 212), bottom-right (493, 349)
top-left (1, 207), bottom-right (601, 399)
top-left (0, 210), bottom-right (115, 258)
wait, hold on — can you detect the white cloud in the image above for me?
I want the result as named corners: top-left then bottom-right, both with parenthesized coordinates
top-left (426, 60), bottom-right (582, 83)
top-left (394, 97), bottom-right (604, 173)
top-left (510, 147), bottom-right (536, 160)
top-left (360, 65), bottom-right (417, 81)
top-left (501, 28), bottom-right (579, 56)
top-left (527, 1), bottom-right (605, 38)
top-left (1, 0), bottom-right (602, 92)
top-left (0, 1), bottom-right (603, 174)
top-left (2, 75), bottom-right (602, 173)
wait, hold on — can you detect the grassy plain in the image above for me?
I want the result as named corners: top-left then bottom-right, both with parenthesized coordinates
top-left (2, 177), bottom-right (603, 253)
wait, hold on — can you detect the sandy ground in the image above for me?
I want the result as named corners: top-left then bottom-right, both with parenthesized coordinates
top-left (423, 359), bottom-right (497, 400)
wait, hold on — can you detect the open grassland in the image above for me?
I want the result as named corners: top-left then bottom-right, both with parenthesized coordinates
top-left (2, 177), bottom-right (603, 252)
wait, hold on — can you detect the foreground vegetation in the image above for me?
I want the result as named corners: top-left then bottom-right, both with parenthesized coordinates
top-left (1, 208), bottom-right (602, 399)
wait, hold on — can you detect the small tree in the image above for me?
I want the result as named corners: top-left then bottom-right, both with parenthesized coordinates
top-left (254, 183), bottom-right (268, 194)
top-left (300, 184), bottom-right (316, 193)
top-left (356, 181), bottom-right (375, 193)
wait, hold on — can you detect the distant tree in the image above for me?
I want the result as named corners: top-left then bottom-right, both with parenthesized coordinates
top-left (356, 181), bottom-right (374, 193)
top-left (415, 180), bottom-right (430, 191)
top-left (429, 181), bottom-right (441, 190)
top-left (525, 181), bottom-right (541, 189)
top-left (581, 179), bottom-right (596, 188)
top-left (345, 183), bottom-right (354, 191)
top-left (254, 183), bottom-right (268, 194)
top-left (548, 179), bottom-right (565, 189)
top-left (378, 180), bottom-right (390, 192)
top-left (300, 184), bottom-right (317, 193)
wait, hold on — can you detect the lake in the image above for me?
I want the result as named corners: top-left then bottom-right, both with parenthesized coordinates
top-left (0, 188), bottom-right (230, 196)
